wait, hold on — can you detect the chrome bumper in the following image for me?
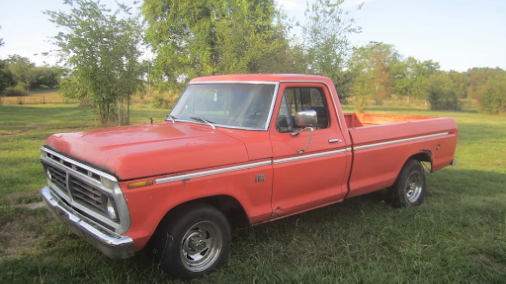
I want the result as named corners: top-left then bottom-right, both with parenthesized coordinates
top-left (41, 186), bottom-right (135, 259)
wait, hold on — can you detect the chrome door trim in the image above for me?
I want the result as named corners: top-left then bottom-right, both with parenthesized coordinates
top-left (353, 132), bottom-right (450, 151)
top-left (273, 149), bottom-right (347, 165)
top-left (265, 82), bottom-right (280, 130)
top-left (41, 147), bottom-right (118, 182)
top-left (156, 160), bottom-right (272, 184)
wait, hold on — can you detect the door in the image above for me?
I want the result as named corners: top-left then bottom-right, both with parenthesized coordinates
top-left (269, 83), bottom-right (348, 219)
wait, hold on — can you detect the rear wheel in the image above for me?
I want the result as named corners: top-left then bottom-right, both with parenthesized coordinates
top-left (154, 203), bottom-right (231, 279)
top-left (387, 159), bottom-right (426, 208)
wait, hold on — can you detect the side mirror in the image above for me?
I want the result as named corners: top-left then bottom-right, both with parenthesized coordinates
top-left (294, 110), bottom-right (317, 128)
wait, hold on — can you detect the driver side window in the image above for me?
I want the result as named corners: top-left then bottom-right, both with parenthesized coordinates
top-left (276, 87), bottom-right (330, 133)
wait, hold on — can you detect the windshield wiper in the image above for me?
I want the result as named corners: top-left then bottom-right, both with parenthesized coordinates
top-left (190, 117), bottom-right (216, 130)
top-left (166, 114), bottom-right (176, 124)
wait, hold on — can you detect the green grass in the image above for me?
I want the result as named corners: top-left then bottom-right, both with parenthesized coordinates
top-left (0, 103), bottom-right (505, 283)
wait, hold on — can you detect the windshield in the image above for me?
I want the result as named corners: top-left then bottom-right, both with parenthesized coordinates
top-left (170, 84), bottom-right (277, 130)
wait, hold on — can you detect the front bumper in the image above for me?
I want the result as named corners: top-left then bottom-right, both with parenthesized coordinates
top-left (41, 186), bottom-right (135, 259)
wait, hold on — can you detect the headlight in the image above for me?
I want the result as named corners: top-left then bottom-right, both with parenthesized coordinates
top-left (107, 199), bottom-right (118, 220)
top-left (101, 177), bottom-right (114, 189)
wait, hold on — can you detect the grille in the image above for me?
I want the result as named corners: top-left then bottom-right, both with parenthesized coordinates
top-left (69, 176), bottom-right (106, 215)
top-left (45, 164), bottom-right (69, 195)
top-left (43, 162), bottom-right (107, 216)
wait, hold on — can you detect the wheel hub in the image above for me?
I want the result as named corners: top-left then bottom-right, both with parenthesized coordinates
top-left (180, 221), bottom-right (223, 272)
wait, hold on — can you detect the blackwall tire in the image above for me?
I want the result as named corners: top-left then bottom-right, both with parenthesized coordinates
top-left (387, 159), bottom-right (426, 208)
top-left (154, 203), bottom-right (231, 279)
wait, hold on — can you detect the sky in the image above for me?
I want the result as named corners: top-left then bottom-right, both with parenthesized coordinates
top-left (0, 0), bottom-right (505, 72)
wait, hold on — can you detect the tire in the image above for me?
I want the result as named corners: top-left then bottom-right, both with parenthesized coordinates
top-left (154, 203), bottom-right (231, 279)
top-left (387, 159), bottom-right (426, 208)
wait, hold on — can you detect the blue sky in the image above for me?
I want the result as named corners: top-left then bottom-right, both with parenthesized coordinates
top-left (1, 0), bottom-right (505, 72)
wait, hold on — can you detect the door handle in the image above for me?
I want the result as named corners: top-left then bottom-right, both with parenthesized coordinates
top-left (329, 138), bottom-right (342, 143)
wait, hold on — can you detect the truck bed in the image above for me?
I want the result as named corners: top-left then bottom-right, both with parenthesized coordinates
top-left (344, 113), bottom-right (434, 128)
top-left (344, 113), bottom-right (458, 199)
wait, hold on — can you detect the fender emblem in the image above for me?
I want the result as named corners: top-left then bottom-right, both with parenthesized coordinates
top-left (255, 174), bottom-right (266, 182)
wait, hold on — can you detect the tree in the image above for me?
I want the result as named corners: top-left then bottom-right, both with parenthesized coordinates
top-left (300, 0), bottom-right (361, 102)
top-left (5, 55), bottom-right (35, 94)
top-left (449, 71), bottom-right (468, 99)
top-left (46, 0), bottom-right (143, 125)
top-left (0, 27), bottom-right (15, 95)
top-left (0, 60), bottom-right (16, 95)
top-left (143, 0), bottom-right (291, 91)
top-left (32, 65), bottom-right (64, 89)
top-left (427, 71), bottom-right (459, 111)
top-left (348, 42), bottom-right (400, 108)
top-left (393, 57), bottom-right (440, 104)
top-left (476, 72), bottom-right (506, 115)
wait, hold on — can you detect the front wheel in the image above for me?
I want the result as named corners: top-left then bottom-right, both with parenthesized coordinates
top-left (154, 203), bottom-right (231, 279)
top-left (387, 159), bottom-right (426, 208)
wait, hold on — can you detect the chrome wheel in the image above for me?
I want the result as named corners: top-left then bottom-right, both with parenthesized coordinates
top-left (405, 171), bottom-right (423, 202)
top-left (180, 221), bottom-right (223, 272)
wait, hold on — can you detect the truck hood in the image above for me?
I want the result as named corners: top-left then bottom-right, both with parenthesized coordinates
top-left (44, 122), bottom-right (249, 180)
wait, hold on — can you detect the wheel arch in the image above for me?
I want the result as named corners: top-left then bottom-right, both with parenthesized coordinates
top-left (151, 195), bottom-right (249, 241)
top-left (408, 150), bottom-right (433, 173)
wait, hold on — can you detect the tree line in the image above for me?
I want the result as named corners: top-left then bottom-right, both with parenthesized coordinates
top-left (0, 54), bottom-right (63, 96)
top-left (0, 0), bottom-right (504, 125)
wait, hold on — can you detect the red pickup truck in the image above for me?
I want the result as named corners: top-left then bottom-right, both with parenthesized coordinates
top-left (40, 74), bottom-right (458, 279)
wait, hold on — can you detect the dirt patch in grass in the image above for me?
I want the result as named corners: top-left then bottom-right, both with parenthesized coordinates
top-left (0, 190), bottom-right (41, 206)
top-left (0, 213), bottom-right (45, 257)
top-left (473, 255), bottom-right (506, 271)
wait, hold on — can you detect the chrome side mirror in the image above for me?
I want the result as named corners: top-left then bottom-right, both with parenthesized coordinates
top-left (293, 110), bottom-right (317, 128)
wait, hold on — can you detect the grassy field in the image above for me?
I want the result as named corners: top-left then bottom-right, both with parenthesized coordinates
top-left (0, 89), bottom-right (78, 105)
top-left (0, 103), bottom-right (505, 283)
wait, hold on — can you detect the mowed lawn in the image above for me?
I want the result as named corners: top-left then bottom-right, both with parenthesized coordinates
top-left (0, 103), bottom-right (505, 283)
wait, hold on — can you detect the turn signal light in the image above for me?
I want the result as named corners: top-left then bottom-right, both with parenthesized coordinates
top-left (127, 180), bottom-right (153, 189)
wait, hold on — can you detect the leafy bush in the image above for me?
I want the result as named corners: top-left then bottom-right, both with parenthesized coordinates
top-left (152, 92), bottom-right (177, 109)
top-left (478, 77), bottom-right (506, 115)
top-left (427, 72), bottom-right (460, 111)
top-left (2, 86), bottom-right (28, 97)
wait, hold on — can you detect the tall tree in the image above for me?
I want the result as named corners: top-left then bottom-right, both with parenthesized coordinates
top-left (348, 42), bottom-right (400, 107)
top-left (301, 0), bottom-right (361, 100)
top-left (46, 0), bottom-right (143, 125)
top-left (143, 0), bottom-right (289, 91)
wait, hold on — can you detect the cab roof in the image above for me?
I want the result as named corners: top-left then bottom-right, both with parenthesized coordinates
top-left (190, 74), bottom-right (333, 84)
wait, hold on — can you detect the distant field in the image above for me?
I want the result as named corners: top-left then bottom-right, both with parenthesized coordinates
top-left (0, 89), bottom-right (77, 105)
top-left (0, 103), bottom-right (505, 283)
